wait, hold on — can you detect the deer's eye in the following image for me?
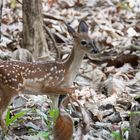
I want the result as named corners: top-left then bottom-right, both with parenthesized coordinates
top-left (81, 40), bottom-right (87, 46)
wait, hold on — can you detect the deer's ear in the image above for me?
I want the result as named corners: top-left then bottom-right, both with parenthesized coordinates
top-left (78, 20), bottom-right (88, 33)
top-left (66, 24), bottom-right (77, 37)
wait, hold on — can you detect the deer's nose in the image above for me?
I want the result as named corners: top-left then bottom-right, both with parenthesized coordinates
top-left (89, 41), bottom-right (98, 53)
top-left (93, 47), bottom-right (98, 53)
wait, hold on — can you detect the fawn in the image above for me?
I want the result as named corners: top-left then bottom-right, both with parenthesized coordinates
top-left (0, 20), bottom-right (98, 140)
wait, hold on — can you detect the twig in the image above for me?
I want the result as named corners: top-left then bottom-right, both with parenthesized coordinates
top-left (0, 0), bottom-right (3, 42)
top-left (43, 25), bottom-right (61, 59)
top-left (43, 13), bottom-right (64, 22)
top-left (16, 0), bottom-right (22, 5)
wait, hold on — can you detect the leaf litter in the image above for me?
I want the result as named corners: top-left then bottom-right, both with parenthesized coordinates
top-left (0, 0), bottom-right (140, 139)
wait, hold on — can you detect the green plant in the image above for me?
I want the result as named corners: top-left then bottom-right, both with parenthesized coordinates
top-left (37, 131), bottom-right (50, 139)
top-left (119, 1), bottom-right (132, 11)
top-left (11, 0), bottom-right (17, 8)
top-left (111, 127), bottom-right (128, 140)
top-left (111, 130), bottom-right (123, 140)
top-left (5, 108), bottom-right (26, 128)
top-left (5, 107), bottom-right (59, 139)
top-left (35, 108), bottom-right (59, 140)
top-left (49, 109), bottom-right (59, 122)
top-left (11, 0), bottom-right (16, 8)
top-left (128, 111), bottom-right (140, 116)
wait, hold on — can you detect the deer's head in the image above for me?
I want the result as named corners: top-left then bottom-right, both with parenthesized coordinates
top-left (66, 20), bottom-right (98, 54)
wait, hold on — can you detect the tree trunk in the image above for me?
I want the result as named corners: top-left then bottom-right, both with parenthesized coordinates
top-left (22, 0), bottom-right (50, 59)
top-left (129, 105), bottom-right (140, 140)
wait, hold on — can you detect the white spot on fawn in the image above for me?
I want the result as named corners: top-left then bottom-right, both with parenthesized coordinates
top-left (49, 77), bottom-right (53, 80)
top-left (55, 76), bottom-right (60, 80)
top-left (3, 76), bottom-right (6, 79)
top-left (12, 71), bottom-right (15, 74)
top-left (18, 83), bottom-right (23, 88)
top-left (0, 65), bottom-right (4, 67)
top-left (33, 70), bottom-right (37, 73)
top-left (50, 67), bottom-right (54, 71)
top-left (12, 78), bottom-right (17, 82)
top-left (17, 73), bottom-right (20, 76)
top-left (7, 73), bottom-right (10, 76)
top-left (34, 77), bottom-right (44, 82)
top-left (47, 73), bottom-right (51, 76)
top-left (58, 70), bottom-right (62, 73)
top-left (28, 70), bottom-right (31, 73)
top-left (4, 80), bottom-right (8, 83)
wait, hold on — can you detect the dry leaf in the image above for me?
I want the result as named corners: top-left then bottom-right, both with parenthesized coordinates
top-left (105, 76), bottom-right (126, 96)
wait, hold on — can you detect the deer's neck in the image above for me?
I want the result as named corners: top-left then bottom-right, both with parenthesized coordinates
top-left (63, 43), bottom-right (85, 85)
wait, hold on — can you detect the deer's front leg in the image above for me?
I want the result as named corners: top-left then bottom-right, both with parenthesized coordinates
top-left (45, 86), bottom-right (75, 109)
top-left (49, 95), bottom-right (59, 109)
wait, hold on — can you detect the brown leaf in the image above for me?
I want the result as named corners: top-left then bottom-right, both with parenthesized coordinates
top-left (48, 0), bottom-right (56, 6)
top-left (107, 54), bottom-right (139, 68)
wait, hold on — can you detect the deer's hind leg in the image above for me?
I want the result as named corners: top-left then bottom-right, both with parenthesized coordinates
top-left (0, 84), bottom-right (17, 132)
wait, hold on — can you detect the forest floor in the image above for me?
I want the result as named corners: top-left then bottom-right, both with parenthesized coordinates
top-left (0, 0), bottom-right (140, 140)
